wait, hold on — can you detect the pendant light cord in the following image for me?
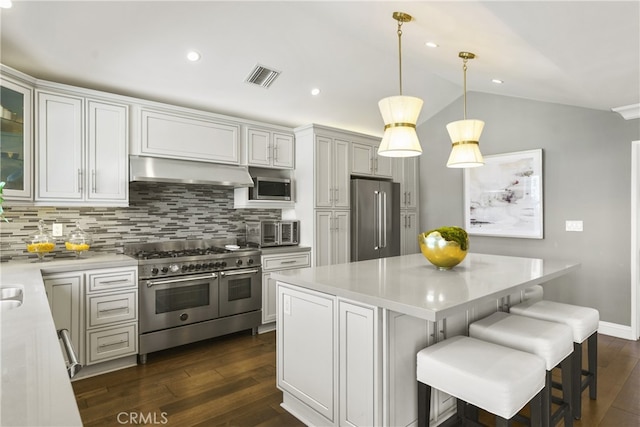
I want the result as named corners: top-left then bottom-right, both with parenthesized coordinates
top-left (397, 20), bottom-right (404, 95)
top-left (462, 58), bottom-right (468, 120)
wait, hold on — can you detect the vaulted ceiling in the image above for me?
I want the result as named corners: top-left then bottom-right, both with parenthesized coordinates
top-left (1, 1), bottom-right (638, 136)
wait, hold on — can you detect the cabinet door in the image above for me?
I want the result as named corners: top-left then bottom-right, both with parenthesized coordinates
top-left (333, 139), bottom-right (350, 208)
top-left (374, 153), bottom-right (393, 178)
top-left (0, 76), bottom-right (33, 200)
top-left (403, 157), bottom-right (419, 209)
top-left (272, 132), bottom-right (295, 169)
top-left (246, 128), bottom-right (271, 167)
top-left (87, 100), bottom-right (128, 202)
top-left (36, 91), bottom-right (84, 200)
top-left (277, 284), bottom-right (336, 424)
top-left (315, 210), bottom-right (333, 266)
top-left (333, 210), bottom-right (351, 265)
top-left (351, 142), bottom-right (373, 176)
top-left (401, 211), bottom-right (420, 255)
top-left (315, 136), bottom-right (333, 208)
top-left (339, 300), bottom-right (379, 427)
top-left (262, 272), bottom-right (277, 323)
top-left (140, 108), bottom-right (240, 164)
top-left (44, 273), bottom-right (83, 365)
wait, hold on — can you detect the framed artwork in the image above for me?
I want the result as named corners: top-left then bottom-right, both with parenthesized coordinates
top-left (464, 149), bottom-right (543, 239)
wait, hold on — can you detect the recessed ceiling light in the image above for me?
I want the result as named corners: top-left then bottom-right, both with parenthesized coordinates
top-left (492, 79), bottom-right (504, 84)
top-left (0, 0), bottom-right (13, 9)
top-left (187, 51), bottom-right (201, 62)
top-left (311, 88), bottom-right (321, 96)
top-left (425, 41), bottom-right (439, 48)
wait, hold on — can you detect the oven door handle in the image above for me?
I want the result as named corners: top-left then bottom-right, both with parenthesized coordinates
top-left (220, 269), bottom-right (260, 277)
top-left (146, 273), bottom-right (217, 287)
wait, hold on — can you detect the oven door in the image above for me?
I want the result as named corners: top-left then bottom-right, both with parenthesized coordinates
top-left (219, 268), bottom-right (262, 317)
top-left (140, 273), bottom-right (219, 333)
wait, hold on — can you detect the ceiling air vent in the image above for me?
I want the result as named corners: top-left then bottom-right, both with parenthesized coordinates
top-left (245, 64), bottom-right (281, 88)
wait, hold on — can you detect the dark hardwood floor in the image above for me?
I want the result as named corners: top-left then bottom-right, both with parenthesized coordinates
top-left (73, 331), bottom-right (639, 427)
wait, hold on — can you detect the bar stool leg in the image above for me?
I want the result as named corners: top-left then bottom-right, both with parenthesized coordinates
top-left (417, 382), bottom-right (431, 427)
top-left (560, 355), bottom-right (573, 427)
top-left (588, 333), bottom-right (598, 400)
top-left (543, 370), bottom-right (552, 427)
top-left (531, 390), bottom-right (543, 427)
top-left (572, 342), bottom-right (582, 420)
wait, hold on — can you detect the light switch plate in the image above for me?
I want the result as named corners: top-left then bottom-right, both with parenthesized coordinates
top-left (52, 223), bottom-right (64, 237)
top-left (565, 220), bottom-right (583, 232)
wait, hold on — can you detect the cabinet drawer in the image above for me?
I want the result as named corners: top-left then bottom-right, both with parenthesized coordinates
top-left (86, 323), bottom-right (137, 365)
top-left (263, 253), bottom-right (311, 271)
top-left (87, 268), bottom-right (137, 293)
top-left (87, 291), bottom-right (137, 328)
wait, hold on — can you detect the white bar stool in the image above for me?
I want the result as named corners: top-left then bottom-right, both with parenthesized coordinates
top-left (417, 335), bottom-right (546, 427)
top-left (469, 311), bottom-right (574, 427)
top-left (509, 299), bottom-right (599, 420)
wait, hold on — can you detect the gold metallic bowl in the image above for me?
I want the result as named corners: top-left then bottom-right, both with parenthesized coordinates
top-left (418, 228), bottom-right (468, 270)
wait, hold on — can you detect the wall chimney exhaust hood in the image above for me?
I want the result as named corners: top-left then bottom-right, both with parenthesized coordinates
top-left (129, 155), bottom-right (254, 187)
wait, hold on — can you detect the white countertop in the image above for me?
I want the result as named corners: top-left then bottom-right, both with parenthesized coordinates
top-left (0, 254), bottom-right (137, 426)
top-left (272, 252), bottom-right (580, 322)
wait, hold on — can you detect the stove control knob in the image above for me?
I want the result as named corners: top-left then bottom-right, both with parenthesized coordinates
top-left (182, 265), bottom-right (189, 272)
top-left (214, 262), bottom-right (221, 268)
top-left (247, 258), bottom-right (254, 265)
top-left (188, 264), bottom-right (195, 271)
top-left (236, 259), bottom-right (243, 266)
top-left (151, 267), bottom-right (159, 275)
top-left (220, 261), bottom-right (227, 268)
top-left (169, 264), bottom-right (180, 273)
top-left (195, 264), bottom-right (202, 270)
top-left (208, 262), bottom-right (216, 269)
top-left (161, 266), bottom-right (169, 273)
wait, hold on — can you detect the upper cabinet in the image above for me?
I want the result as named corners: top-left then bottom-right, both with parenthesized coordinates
top-left (393, 157), bottom-right (419, 210)
top-left (131, 105), bottom-right (241, 165)
top-left (315, 135), bottom-right (350, 209)
top-left (245, 126), bottom-right (295, 169)
top-left (36, 88), bottom-right (129, 206)
top-left (351, 140), bottom-right (393, 178)
top-left (0, 69), bottom-right (34, 201)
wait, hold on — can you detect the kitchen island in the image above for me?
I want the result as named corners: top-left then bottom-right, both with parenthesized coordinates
top-left (272, 252), bottom-right (580, 427)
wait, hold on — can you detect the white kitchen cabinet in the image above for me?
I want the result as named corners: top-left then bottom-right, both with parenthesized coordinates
top-left (400, 210), bottom-right (420, 255)
top-left (36, 90), bottom-right (128, 205)
top-left (315, 210), bottom-right (350, 267)
top-left (245, 127), bottom-right (295, 169)
top-left (339, 300), bottom-right (381, 427)
top-left (315, 135), bottom-right (350, 208)
top-left (351, 141), bottom-right (393, 178)
top-left (277, 283), bottom-right (337, 425)
top-left (133, 105), bottom-right (240, 164)
top-left (393, 157), bottom-right (419, 210)
top-left (0, 68), bottom-right (34, 201)
top-left (261, 250), bottom-right (311, 324)
top-left (43, 273), bottom-right (84, 366)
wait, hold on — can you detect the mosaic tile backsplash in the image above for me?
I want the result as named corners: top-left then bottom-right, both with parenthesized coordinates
top-left (0, 182), bottom-right (281, 262)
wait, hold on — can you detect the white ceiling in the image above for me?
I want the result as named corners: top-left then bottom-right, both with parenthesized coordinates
top-left (1, 0), bottom-right (639, 136)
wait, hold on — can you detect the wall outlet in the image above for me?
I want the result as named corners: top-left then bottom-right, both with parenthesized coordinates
top-left (565, 220), bottom-right (583, 232)
top-left (52, 223), bottom-right (64, 237)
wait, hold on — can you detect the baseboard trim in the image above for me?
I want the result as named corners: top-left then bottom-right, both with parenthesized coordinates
top-left (598, 321), bottom-right (636, 340)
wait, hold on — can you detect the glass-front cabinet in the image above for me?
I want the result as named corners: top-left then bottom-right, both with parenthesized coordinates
top-left (0, 72), bottom-right (33, 200)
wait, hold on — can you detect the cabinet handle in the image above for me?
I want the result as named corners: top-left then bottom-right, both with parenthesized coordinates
top-left (77, 169), bottom-right (83, 191)
top-left (370, 157), bottom-right (373, 173)
top-left (92, 170), bottom-right (96, 193)
top-left (334, 187), bottom-right (338, 203)
top-left (98, 305), bottom-right (129, 313)
top-left (407, 191), bottom-right (411, 205)
top-left (330, 187), bottom-right (334, 203)
top-left (98, 339), bottom-right (127, 349)
top-left (266, 143), bottom-right (271, 162)
top-left (273, 142), bottom-right (278, 162)
top-left (375, 157), bottom-right (379, 173)
top-left (407, 215), bottom-right (411, 228)
top-left (279, 260), bottom-right (297, 265)
top-left (98, 279), bottom-right (131, 285)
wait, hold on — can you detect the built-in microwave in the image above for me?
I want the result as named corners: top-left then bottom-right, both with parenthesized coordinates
top-left (246, 221), bottom-right (300, 247)
top-left (249, 177), bottom-right (291, 201)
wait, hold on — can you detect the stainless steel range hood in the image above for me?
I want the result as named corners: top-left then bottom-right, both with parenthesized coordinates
top-left (129, 155), bottom-right (254, 187)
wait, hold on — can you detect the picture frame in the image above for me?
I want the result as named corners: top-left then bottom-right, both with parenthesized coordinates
top-left (464, 149), bottom-right (543, 239)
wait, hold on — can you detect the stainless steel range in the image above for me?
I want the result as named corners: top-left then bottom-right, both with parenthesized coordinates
top-left (124, 239), bottom-right (262, 363)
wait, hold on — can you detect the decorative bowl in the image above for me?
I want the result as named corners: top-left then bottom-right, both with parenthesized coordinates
top-left (418, 226), bottom-right (469, 270)
top-left (65, 221), bottom-right (92, 257)
top-left (25, 219), bottom-right (55, 262)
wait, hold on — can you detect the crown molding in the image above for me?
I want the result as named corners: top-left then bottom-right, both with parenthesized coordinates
top-left (612, 103), bottom-right (640, 120)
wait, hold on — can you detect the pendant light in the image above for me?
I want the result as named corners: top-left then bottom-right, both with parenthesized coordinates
top-left (446, 52), bottom-right (484, 168)
top-left (377, 12), bottom-right (424, 158)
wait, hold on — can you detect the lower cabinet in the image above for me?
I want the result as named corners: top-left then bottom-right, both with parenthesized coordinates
top-left (261, 250), bottom-right (311, 324)
top-left (315, 210), bottom-right (350, 266)
top-left (401, 210), bottom-right (420, 255)
top-left (43, 265), bottom-right (139, 375)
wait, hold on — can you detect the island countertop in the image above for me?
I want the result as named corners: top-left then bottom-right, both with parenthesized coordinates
top-left (1, 254), bottom-right (137, 427)
top-left (271, 252), bottom-right (580, 322)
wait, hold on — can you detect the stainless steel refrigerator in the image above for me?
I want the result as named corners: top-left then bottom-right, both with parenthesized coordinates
top-left (351, 178), bottom-right (401, 261)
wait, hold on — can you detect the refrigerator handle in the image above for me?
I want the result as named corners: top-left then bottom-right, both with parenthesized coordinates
top-left (382, 191), bottom-right (387, 248)
top-left (373, 191), bottom-right (379, 250)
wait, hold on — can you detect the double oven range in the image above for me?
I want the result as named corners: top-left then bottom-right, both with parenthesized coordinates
top-left (124, 239), bottom-right (262, 363)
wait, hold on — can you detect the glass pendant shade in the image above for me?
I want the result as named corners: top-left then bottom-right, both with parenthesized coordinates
top-left (377, 95), bottom-right (424, 157)
top-left (446, 119), bottom-right (485, 168)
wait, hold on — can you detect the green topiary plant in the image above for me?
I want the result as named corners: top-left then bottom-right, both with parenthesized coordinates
top-left (424, 226), bottom-right (468, 250)
top-left (0, 181), bottom-right (8, 222)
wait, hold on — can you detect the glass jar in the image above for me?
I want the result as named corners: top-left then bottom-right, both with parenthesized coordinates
top-left (25, 219), bottom-right (55, 262)
top-left (65, 221), bottom-right (92, 257)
